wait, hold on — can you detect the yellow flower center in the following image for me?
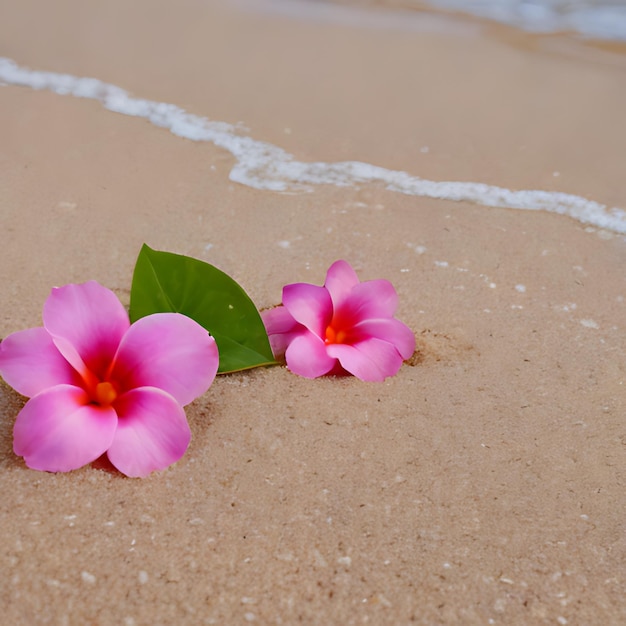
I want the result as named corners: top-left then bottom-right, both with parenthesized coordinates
top-left (94, 381), bottom-right (118, 406)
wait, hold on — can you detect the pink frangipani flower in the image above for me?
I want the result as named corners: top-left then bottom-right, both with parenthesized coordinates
top-left (0, 281), bottom-right (218, 477)
top-left (262, 260), bottom-right (415, 381)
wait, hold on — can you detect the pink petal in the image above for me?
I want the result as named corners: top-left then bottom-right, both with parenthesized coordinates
top-left (326, 337), bottom-right (405, 382)
top-left (261, 306), bottom-right (304, 358)
top-left (13, 385), bottom-right (117, 472)
top-left (111, 313), bottom-right (218, 406)
top-left (282, 283), bottom-right (332, 337)
top-left (335, 279), bottom-right (399, 327)
top-left (284, 332), bottom-right (336, 378)
top-left (0, 328), bottom-right (81, 397)
top-left (262, 306), bottom-right (299, 335)
top-left (106, 387), bottom-right (191, 477)
top-left (352, 318), bottom-right (416, 359)
top-left (324, 260), bottom-right (360, 308)
top-left (43, 281), bottom-right (130, 381)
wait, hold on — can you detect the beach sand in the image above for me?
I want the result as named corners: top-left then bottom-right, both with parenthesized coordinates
top-left (1, 0), bottom-right (625, 624)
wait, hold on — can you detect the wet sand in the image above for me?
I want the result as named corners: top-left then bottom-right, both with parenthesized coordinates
top-left (1, 0), bottom-right (625, 624)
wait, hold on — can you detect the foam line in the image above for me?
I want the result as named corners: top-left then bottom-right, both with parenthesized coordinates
top-left (1, 57), bottom-right (625, 234)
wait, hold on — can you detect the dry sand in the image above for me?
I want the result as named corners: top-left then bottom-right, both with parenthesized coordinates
top-left (1, 0), bottom-right (625, 624)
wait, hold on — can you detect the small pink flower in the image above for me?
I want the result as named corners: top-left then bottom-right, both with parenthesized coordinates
top-left (262, 260), bottom-right (415, 381)
top-left (0, 281), bottom-right (218, 477)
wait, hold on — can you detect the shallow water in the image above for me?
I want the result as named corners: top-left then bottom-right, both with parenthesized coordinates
top-left (1, 0), bottom-right (624, 237)
top-left (0, 48), bottom-right (626, 233)
top-left (1, 56), bottom-right (624, 235)
top-left (350, 0), bottom-right (626, 41)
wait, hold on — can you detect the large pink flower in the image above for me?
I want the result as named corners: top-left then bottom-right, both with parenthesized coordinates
top-left (0, 281), bottom-right (219, 477)
top-left (262, 260), bottom-right (415, 381)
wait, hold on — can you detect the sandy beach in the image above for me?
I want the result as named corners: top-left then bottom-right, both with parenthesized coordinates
top-left (1, 0), bottom-right (625, 624)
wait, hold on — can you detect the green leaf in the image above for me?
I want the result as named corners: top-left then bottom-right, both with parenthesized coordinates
top-left (130, 244), bottom-right (276, 373)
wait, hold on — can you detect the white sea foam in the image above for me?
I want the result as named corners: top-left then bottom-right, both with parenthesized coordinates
top-left (1, 57), bottom-right (625, 234)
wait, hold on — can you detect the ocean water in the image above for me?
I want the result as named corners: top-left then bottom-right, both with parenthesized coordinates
top-left (405, 0), bottom-right (626, 41)
top-left (266, 0), bottom-right (626, 40)
top-left (1, 2), bottom-right (625, 236)
top-left (1, 55), bottom-right (624, 235)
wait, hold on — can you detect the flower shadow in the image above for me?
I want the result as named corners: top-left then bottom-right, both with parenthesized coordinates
top-left (0, 381), bottom-right (25, 470)
top-left (407, 329), bottom-right (477, 366)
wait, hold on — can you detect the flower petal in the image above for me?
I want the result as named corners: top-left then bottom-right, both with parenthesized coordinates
top-left (326, 337), bottom-right (405, 382)
top-left (111, 313), bottom-right (218, 406)
top-left (43, 281), bottom-right (130, 380)
top-left (261, 306), bottom-right (304, 358)
top-left (106, 387), bottom-right (191, 477)
top-left (282, 283), bottom-right (332, 337)
top-left (13, 385), bottom-right (117, 472)
top-left (352, 318), bottom-right (416, 359)
top-left (262, 305), bottom-right (299, 335)
top-left (324, 259), bottom-right (360, 308)
top-left (0, 328), bottom-right (81, 397)
top-left (284, 332), bottom-right (336, 378)
top-left (335, 279), bottom-right (399, 327)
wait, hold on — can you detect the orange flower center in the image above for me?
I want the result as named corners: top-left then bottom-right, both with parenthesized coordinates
top-left (93, 381), bottom-right (118, 406)
top-left (325, 325), bottom-right (347, 345)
